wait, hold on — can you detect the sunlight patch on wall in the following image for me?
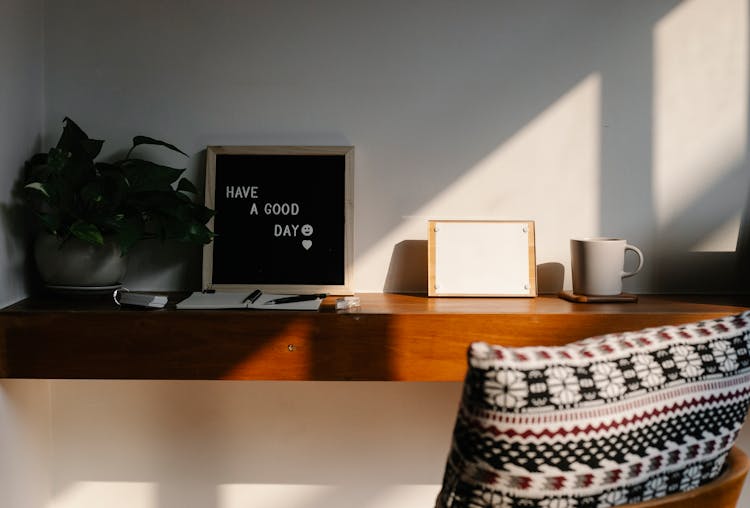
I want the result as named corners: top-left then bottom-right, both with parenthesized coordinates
top-left (52, 481), bottom-right (158, 508)
top-left (359, 485), bottom-right (442, 508)
top-left (356, 73), bottom-right (602, 289)
top-left (415, 73), bottom-right (601, 228)
top-left (653, 0), bottom-right (748, 251)
top-left (690, 212), bottom-right (744, 252)
top-left (218, 484), bottom-right (338, 508)
top-left (218, 484), bottom-right (440, 508)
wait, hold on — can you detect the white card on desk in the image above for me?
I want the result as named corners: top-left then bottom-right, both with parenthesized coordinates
top-left (176, 290), bottom-right (324, 310)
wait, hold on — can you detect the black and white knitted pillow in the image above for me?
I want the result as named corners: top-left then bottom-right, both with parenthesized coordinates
top-left (436, 311), bottom-right (750, 508)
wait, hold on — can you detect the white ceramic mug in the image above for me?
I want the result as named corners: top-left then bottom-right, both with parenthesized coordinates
top-left (570, 238), bottom-right (644, 296)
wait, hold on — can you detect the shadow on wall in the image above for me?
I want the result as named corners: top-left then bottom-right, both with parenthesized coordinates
top-left (384, 240), bottom-right (565, 294)
top-left (378, 0), bottom-right (750, 295)
top-left (0, 159), bottom-right (43, 297)
top-left (384, 240), bottom-right (428, 293)
top-left (649, 163), bottom-right (750, 293)
top-left (46, 380), bottom-right (462, 508)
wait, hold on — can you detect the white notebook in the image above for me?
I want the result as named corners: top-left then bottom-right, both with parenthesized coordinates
top-left (176, 289), bottom-right (324, 310)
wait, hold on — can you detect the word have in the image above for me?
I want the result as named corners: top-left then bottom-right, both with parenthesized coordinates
top-left (225, 186), bottom-right (258, 199)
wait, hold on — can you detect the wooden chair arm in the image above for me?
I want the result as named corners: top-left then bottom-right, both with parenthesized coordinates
top-left (623, 447), bottom-right (750, 508)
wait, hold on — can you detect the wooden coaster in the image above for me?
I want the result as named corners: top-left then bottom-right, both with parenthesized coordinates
top-left (558, 291), bottom-right (638, 303)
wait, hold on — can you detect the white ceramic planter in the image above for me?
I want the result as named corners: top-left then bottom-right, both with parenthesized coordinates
top-left (34, 232), bottom-right (127, 287)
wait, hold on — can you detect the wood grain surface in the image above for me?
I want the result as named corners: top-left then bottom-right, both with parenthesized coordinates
top-left (1, 293), bottom-right (748, 381)
top-left (623, 447), bottom-right (749, 508)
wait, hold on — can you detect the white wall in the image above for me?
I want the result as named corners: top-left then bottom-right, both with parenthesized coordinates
top-left (44, 381), bottom-right (461, 508)
top-left (0, 2), bottom-right (48, 508)
top-left (0, 380), bottom-right (51, 508)
top-left (42, 0), bottom-right (750, 294)
top-left (0, 0), bottom-right (43, 307)
top-left (4, 1), bottom-right (750, 508)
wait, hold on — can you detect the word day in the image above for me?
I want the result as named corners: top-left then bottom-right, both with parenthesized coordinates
top-left (274, 224), bottom-right (314, 237)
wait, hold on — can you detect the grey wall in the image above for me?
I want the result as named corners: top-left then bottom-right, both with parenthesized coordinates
top-left (0, 3), bottom-right (48, 508)
top-left (0, 0), bottom-right (43, 306)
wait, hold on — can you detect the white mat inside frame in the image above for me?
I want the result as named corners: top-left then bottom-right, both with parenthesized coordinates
top-left (428, 220), bottom-right (537, 297)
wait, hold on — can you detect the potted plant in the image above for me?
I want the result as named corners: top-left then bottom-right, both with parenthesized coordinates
top-left (24, 117), bottom-right (214, 288)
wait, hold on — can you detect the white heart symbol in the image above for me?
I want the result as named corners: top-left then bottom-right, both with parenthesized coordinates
top-left (302, 240), bottom-right (312, 250)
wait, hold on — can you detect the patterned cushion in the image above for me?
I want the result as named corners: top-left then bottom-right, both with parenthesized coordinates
top-left (436, 312), bottom-right (750, 508)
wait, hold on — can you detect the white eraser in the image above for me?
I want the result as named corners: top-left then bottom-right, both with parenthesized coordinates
top-left (335, 296), bottom-right (361, 310)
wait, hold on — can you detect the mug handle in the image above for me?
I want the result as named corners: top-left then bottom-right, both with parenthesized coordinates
top-left (622, 244), bottom-right (644, 279)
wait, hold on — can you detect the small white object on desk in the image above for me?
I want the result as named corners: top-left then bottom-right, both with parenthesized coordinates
top-left (335, 296), bottom-right (361, 310)
top-left (113, 288), bottom-right (168, 308)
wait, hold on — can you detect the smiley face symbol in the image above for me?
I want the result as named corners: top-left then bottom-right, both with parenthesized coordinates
top-left (301, 224), bottom-right (313, 237)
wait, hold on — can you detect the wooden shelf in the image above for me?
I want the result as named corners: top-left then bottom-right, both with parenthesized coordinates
top-left (1, 293), bottom-right (749, 381)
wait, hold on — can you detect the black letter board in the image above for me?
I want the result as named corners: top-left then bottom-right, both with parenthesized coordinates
top-left (203, 146), bottom-right (353, 294)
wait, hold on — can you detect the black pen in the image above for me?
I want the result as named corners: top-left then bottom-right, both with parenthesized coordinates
top-left (243, 289), bottom-right (262, 303)
top-left (264, 293), bottom-right (327, 305)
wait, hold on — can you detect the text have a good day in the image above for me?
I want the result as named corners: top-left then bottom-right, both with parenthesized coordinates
top-left (225, 185), bottom-right (314, 245)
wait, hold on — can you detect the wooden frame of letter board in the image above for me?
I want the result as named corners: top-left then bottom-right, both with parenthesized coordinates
top-left (428, 220), bottom-right (537, 297)
top-left (203, 146), bottom-right (354, 295)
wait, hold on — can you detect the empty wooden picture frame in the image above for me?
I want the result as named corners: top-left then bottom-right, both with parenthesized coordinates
top-left (203, 146), bottom-right (354, 294)
top-left (428, 220), bottom-right (537, 297)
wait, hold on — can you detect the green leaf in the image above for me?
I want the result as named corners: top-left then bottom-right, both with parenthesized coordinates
top-left (47, 144), bottom-right (96, 189)
top-left (98, 213), bottom-right (126, 231)
top-left (116, 218), bottom-right (145, 255)
top-left (46, 147), bottom-right (70, 172)
top-left (25, 163), bottom-right (53, 184)
top-left (128, 136), bottom-right (187, 158)
top-left (119, 159), bottom-right (185, 192)
top-left (176, 177), bottom-right (198, 194)
top-left (92, 164), bottom-right (129, 211)
top-left (23, 118), bottom-right (213, 252)
top-left (190, 202), bottom-right (215, 224)
top-left (186, 222), bottom-right (215, 244)
top-left (80, 182), bottom-right (105, 205)
top-left (36, 212), bottom-right (61, 234)
top-left (58, 117), bottom-right (104, 160)
top-left (82, 138), bottom-right (105, 160)
top-left (24, 182), bottom-right (49, 198)
top-left (69, 221), bottom-right (104, 246)
top-left (57, 117), bottom-right (88, 151)
top-left (25, 152), bottom-right (48, 169)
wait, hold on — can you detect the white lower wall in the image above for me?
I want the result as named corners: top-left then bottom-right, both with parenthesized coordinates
top-left (44, 381), bottom-right (461, 508)
top-left (0, 1), bottom-right (47, 507)
top-left (0, 381), bottom-right (51, 508)
top-left (4, 380), bottom-right (750, 508)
